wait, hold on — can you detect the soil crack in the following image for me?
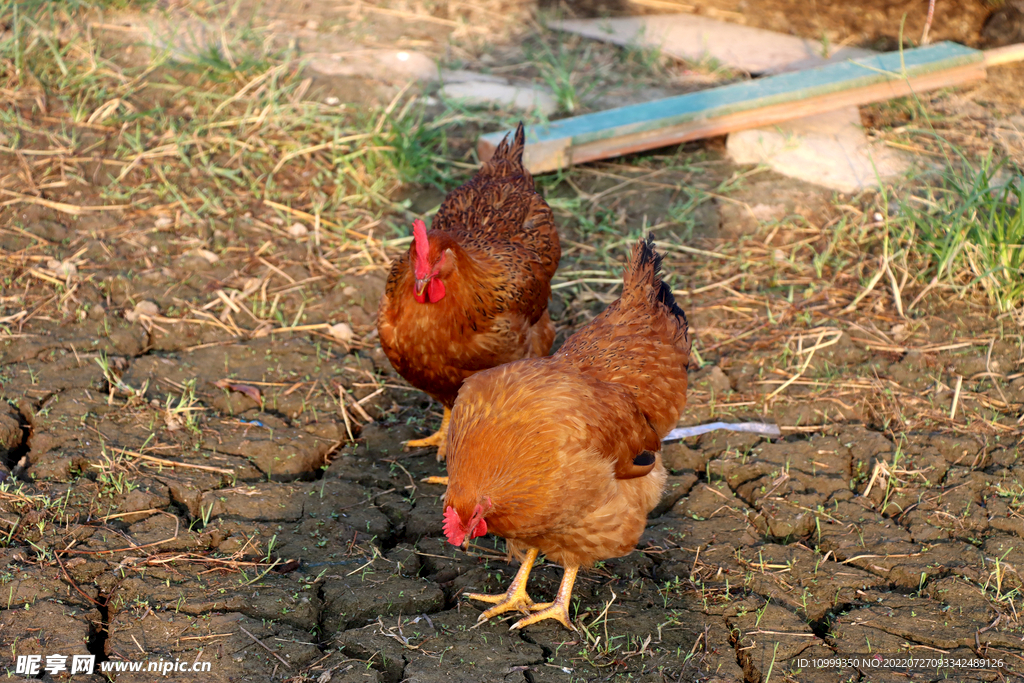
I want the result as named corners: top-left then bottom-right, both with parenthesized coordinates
top-left (86, 592), bottom-right (111, 666)
top-left (313, 581), bottom-right (330, 651)
top-left (0, 403), bottom-right (31, 480)
top-left (807, 602), bottom-right (855, 644)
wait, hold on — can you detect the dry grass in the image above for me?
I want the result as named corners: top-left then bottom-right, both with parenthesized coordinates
top-left (1, 0), bottom-right (1022, 514)
top-left (1, 6), bottom-right (1023, 682)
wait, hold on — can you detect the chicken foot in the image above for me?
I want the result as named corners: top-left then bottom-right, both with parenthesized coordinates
top-left (467, 548), bottom-right (539, 621)
top-left (406, 406), bottom-right (451, 462)
top-left (511, 564), bottom-right (578, 631)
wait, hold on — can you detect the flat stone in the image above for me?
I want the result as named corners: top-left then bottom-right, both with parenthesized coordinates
top-left (439, 69), bottom-right (509, 84)
top-left (439, 81), bottom-right (557, 115)
top-left (550, 14), bottom-right (874, 75)
top-left (726, 107), bottom-right (912, 193)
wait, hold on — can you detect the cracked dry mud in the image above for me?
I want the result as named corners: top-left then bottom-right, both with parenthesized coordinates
top-left (3, 1), bottom-right (1024, 679)
top-left (2, 204), bottom-right (1024, 683)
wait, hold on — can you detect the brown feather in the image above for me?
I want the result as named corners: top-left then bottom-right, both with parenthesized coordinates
top-left (377, 122), bottom-right (561, 408)
top-left (558, 236), bottom-right (690, 434)
top-left (443, 236), bottom-right (689, 569)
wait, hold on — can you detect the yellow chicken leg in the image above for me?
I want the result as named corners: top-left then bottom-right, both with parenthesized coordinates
top-left (511, 564), bottom-right (578, 631)
top-left (467, 548), bottom-right (539, 621)
top-left (405, 407), bottom-right (451, 462)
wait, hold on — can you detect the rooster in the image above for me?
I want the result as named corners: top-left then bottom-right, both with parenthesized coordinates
top-left (441, 236), bottom-right (690, 630)
top-left (377, 123), bottom-right (560, 461)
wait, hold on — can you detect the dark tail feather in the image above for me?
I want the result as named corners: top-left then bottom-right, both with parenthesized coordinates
top-left (482, 122), bottom-right (527, 176)
top-left (492, 121), bottom-right (525, 161)
top-left (624, 236), bottom-right (688, 326)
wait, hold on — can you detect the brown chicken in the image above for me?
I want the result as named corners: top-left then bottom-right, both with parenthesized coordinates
top-left (377, 123), bottom-right (560, 460)
top-left (441, 236), bottom-right (690, 630)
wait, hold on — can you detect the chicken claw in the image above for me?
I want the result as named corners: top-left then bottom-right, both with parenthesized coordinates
top-left (422, 476), bottom-right (449, 486)
top-left (405, 407), bottom-right (451, 461)
top-left (467, 548), bottom-right (538, 621)
top-left (511, 565), bottom-right (578, 631)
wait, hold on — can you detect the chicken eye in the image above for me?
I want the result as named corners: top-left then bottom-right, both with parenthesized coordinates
top-left (633, 451), bottom-right (655, 467)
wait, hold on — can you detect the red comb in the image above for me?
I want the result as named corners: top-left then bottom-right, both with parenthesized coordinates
top-left (413, 219), bottom-right (430, 278)
top-left (442, 506), bottom-right (465, 546)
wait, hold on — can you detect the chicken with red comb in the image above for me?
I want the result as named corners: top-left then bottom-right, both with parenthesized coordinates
top-left (443, 502), bottom-right (488, 548)
top-left (377, 122), bottom-right (560, 462)
top-left (411, 219), bottom-right (446, 304)
top-left (441, 236), bottom-right (690, 631)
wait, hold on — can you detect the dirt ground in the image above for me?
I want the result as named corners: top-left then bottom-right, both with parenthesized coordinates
top-left (2, 1), bottom-right (1024, 682)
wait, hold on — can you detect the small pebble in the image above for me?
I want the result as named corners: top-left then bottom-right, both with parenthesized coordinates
top-left (126, 300), bottom-right (160, 322)
top-left (185, 248), bottom-right (220, 263)
top-left (328, 322), bottom-right (354, 344)
top-left (47, 259), bottom-right (77, 278)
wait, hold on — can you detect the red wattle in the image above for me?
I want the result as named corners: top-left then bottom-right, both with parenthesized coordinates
top-left (470, 518), bottom-right (487, 539)
top-left (427, 278), bottom-right (446, 302)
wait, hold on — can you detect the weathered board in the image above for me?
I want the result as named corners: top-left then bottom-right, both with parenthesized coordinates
top-left (478, 42), bottom-right (987, 174)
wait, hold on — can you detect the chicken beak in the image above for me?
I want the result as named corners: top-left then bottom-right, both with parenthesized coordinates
top-left (414, 277), bottom-right (429, 297)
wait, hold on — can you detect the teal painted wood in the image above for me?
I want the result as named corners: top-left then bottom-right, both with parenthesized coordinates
top-left (480, 42), bottom-right (981, 150)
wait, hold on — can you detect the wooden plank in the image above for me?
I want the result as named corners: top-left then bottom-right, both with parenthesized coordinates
top-left (548, 14), bottom-right (876, 75)
top-left (478, 42), bottom-right (986, 174)
top-left (984, 42), bottom-right (1024, 67)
